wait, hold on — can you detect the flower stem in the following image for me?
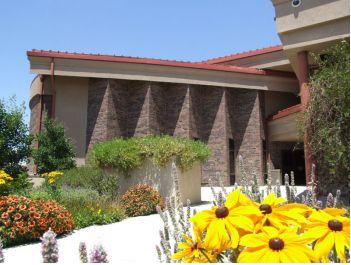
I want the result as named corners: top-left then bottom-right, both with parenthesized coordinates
top-left (199, 248), bottom-right (212, 263)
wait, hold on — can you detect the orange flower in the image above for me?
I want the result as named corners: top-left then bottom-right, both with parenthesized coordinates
top-left (5, 220), bottom-right (11, 227)
top-left (16, 221), bottom-right (24, 228)
top-left (28, 206), bottom-right (36, 212)
top-left (1, 212), bottom-right (9, 219)
top-left (58, 213), bottom-right (65, 219)
top-left (7, 206), bottom-right (15, 213)
top-left (33, 212), bottom-right (41, 219)
top-left (28, 220), bottom-right (36, 227)
top-left (19, 204), bottom-right (27, 211)
top-left (14, 212), bottom-right (22, 220)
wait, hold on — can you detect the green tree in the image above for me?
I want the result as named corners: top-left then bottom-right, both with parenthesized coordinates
top-left (33, 117), bottom-right (76, 173)
top-left (304, 40), bottom-right (349, 194)
top-left (0, 98), bottom-right (32, 176)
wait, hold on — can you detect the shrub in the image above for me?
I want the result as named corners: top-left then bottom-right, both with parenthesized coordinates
top-left (0, 98), bottom-right (32, 192)
top-left (0, 195), bottom-right (73, 247)
top-left (88, 135), bottom-right (211, 173)
top-left (32, 117), bottom-right (76, 174)
top-left (303, 41), bottom-right (350, 194)
top-left (57, 166), bottom-right (119, 199)
top-left (121, 184), bottom-right (164, 217)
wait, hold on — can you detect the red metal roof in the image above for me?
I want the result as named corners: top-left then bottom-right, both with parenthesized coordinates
top-left (27, 49), bottom-right (295, 78)
top-left (268, 104), bottom-right (302, 121)
top-left (202, 45), bottom-right (284, 64)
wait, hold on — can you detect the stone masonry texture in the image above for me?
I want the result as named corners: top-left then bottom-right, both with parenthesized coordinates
top-left (85, 78), bottom-right (266, 185)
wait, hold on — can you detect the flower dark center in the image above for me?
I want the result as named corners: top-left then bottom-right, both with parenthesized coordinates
top-left (269, 237), bottom-right (284, 251)
top-left (215, 206), bottom-right (229, 218)
top-left (191, 242), bottom-right (198, 251)
top-left (328, 219), bottom-right (343, 231)
top-left (259, 204), bottom-right (272, 214)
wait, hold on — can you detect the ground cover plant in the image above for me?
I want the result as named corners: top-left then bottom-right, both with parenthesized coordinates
top-left (31, 169), bottom-right (125, 230)
top-left (87, 135), bottom-right (211, 174)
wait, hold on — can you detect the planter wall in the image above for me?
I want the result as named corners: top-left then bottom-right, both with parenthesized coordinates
top-left (104, 160), bottom-right (202, 204)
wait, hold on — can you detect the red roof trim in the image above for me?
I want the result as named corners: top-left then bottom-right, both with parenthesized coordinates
top-left (203, 45), bottom-right (284, 64)
top-left (268, 104), bottom-right (302, 121)
top-left (27, 49), bottom-right (295, 78)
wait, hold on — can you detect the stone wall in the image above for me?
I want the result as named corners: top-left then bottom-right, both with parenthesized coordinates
top-left (85, 78), bottom-right (266, 185)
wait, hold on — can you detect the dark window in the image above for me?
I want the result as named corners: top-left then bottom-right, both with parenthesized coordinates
top-left (281, 149), bottom-right (306, 185)
top-left (229, 139), bottom-right (235, 185)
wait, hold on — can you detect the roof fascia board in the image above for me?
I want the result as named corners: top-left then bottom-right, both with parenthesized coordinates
top-left (28, 56), bottom-right (299, 93)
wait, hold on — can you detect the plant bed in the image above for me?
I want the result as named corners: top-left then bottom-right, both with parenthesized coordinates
top-left (88, 136), bottom-right (210, 204)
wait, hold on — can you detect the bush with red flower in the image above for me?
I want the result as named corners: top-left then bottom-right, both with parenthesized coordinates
top-left (120, 184), bottom-right (164, 217)
top-left (0, 195), bottom-right (73, 247)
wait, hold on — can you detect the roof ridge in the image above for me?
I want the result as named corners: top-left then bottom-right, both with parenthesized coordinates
top-left (29, 49), bottom-right (197, 64)
top-left (202, 44), bottom-right (283, 64)
top-left (27, 48), bottom-right (295, 78)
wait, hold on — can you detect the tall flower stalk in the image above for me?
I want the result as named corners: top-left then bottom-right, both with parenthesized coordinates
top-left (89, 245), bottom-right (108, 263)
top-left (79, 242), bottom-right (88, 263)
top-left (0, 239), bottom-right (4, 263)
top-left (41, 229), bottom-right (59, 263)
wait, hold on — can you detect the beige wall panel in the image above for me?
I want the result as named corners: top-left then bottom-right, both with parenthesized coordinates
top-left (55, 76), bottom-right (89, 160)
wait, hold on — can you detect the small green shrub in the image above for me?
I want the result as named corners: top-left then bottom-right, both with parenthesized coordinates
top-left (73, 204), bottom-right (125, 229)
top-left (26, 187), bottom-right (125, 230)
top-left (88, 135), bottom-right (211, 173)
top-left (32, 117), bottom-right (76, 174)
top-left (120, 184), bottom-right (164, 217)
top-left (57, 166), bottom-right (119, 199)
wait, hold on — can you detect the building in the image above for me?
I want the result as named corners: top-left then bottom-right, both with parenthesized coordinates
top-left (28, 0), bottom-right (349, 187)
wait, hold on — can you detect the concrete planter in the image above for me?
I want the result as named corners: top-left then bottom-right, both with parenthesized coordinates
top-left (104, 160), bottom-right (202, 204)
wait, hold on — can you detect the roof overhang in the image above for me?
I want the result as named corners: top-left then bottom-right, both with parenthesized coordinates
top-left (27, 50), bottom-right (299, 93)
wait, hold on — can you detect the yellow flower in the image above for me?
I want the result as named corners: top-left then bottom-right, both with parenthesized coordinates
top-left (0, 170), bottom-right (13, 185)
top-left (190, 189), bottom-right (260, 250)
top-left (304, 208), bottom-right (350, 262)
top-left (172, 228), bottom-right (216, 263)
top-left (251, 193), bottom-right (310, 232)
top-left (42, 171), bottom-right (63, 184)
top-left (238, 226), bottom-right (316, 263)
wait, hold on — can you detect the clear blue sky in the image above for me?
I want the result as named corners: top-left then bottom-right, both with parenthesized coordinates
top-left (0, 0), bottom-right (280, 124)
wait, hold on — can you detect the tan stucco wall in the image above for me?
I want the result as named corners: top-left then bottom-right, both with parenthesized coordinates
top-left (105, 160), bottom-right (202, 204)
top-left (268, 112), bottom-right (301, 142)
top-left (265, 91), bottom-right (299, 118)
top-left (273, 0), bottom-right (349, 35)
top-left (54, 76), bottom-right (89, 163)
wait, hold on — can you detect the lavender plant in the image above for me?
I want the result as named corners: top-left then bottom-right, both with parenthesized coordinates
top-left (156, 161), bottom-right (193, 263)
top-left (79, 242), bottom-right (88, 263)
top-left (0, 239), bottom-right (4, 263)
top-left (41, 229), bottom-right (59, 263)
top-left (89, 245), bottom-right (108, 263)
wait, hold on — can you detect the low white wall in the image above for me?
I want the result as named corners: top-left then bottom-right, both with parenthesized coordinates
top-left (105, 160), bottom-right (202, 204)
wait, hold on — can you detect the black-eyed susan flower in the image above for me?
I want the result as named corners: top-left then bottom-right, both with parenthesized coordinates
top-left (172, 228), bottom-right (216, 263)
top-left (251, 193), bottom-right (310, 232)
top-left (190, 189), bottom-right (261, 250)
top-left (238, 226), bottom-right (316, 263)
top-left (304, 208), bottom-right (350, 262)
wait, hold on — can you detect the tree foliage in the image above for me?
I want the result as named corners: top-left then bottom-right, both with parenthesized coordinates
top-left (0, 98), bottom-right (32, 176)
top-left (304, 40), bottom-right (349, 194)
top-left (32, 117), bottom-right (76, 174)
